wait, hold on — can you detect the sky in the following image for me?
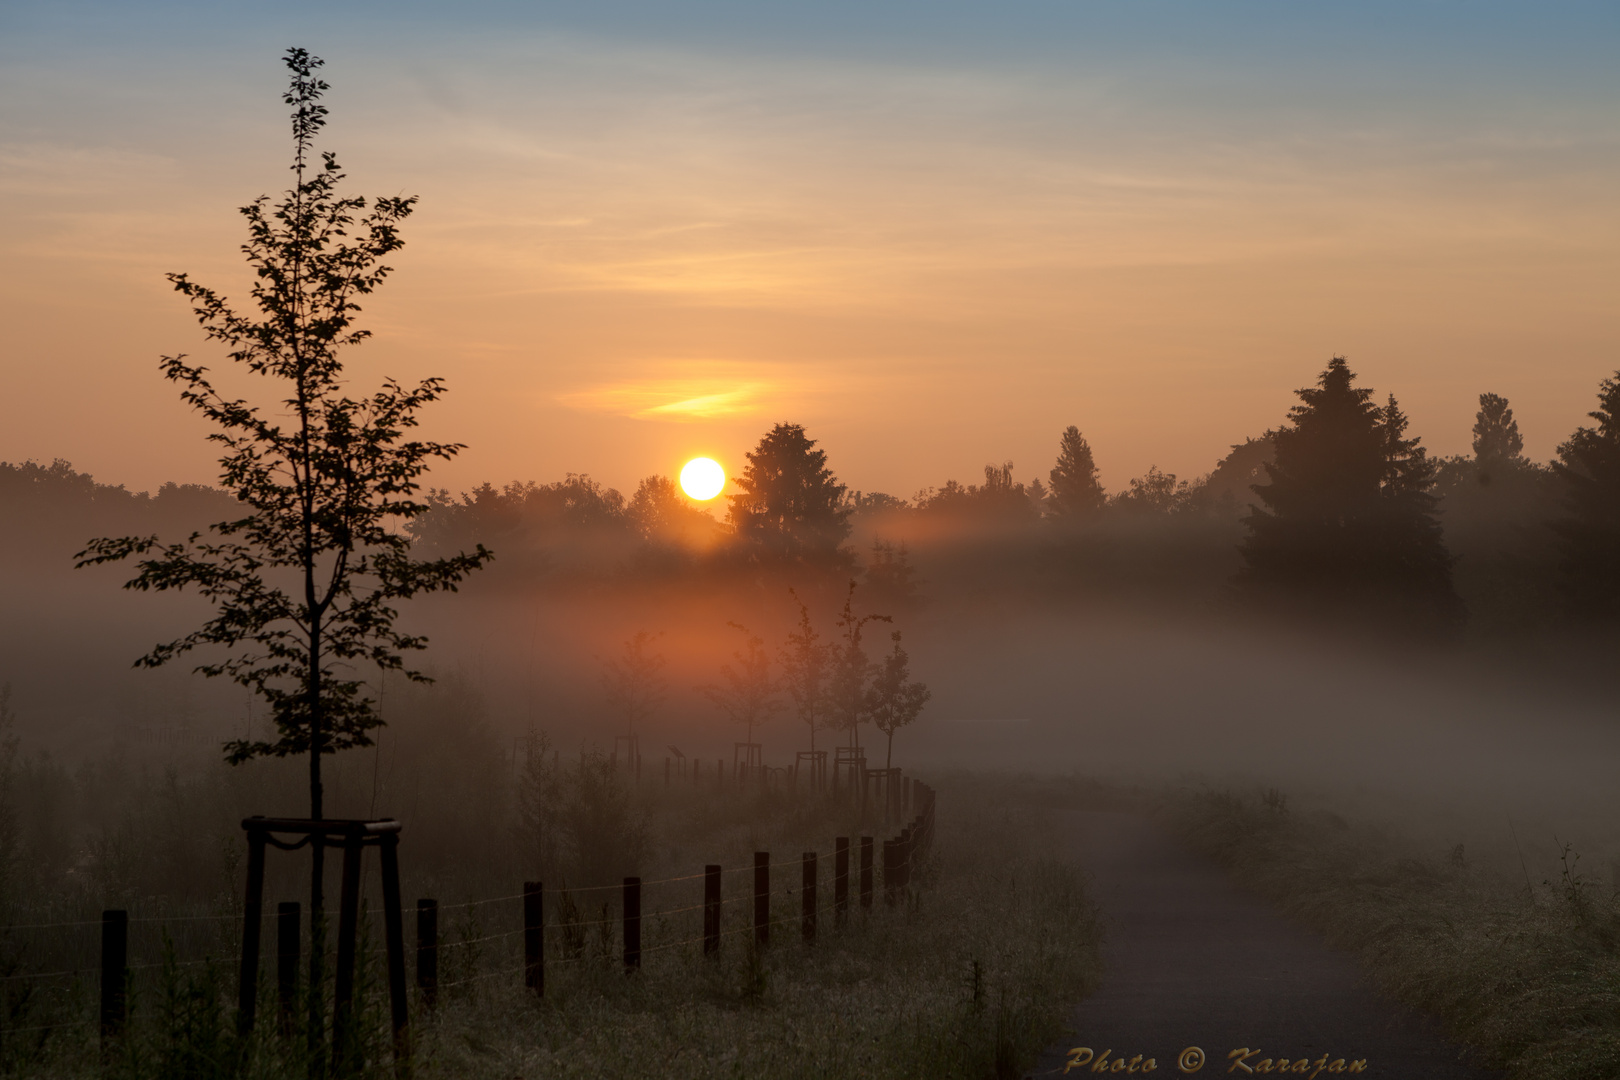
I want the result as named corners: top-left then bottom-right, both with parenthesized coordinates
top-left (2, 1), bottom-right (1618, 501)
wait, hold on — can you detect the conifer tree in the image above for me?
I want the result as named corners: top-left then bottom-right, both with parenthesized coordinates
top-left (1048, 426), bottom-right (1106, 518)
top-left (1473, 392), bottom-right (1525, 466)
top-left (1551, 372), bottom-right (1620, 619)
top-left (727, 423), bottom-right (851, 561)
top-left (1238, 357), bottom-right (1459, 628)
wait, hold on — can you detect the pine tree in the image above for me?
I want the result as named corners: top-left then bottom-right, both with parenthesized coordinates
top-left (1048, 426), bottom-right (1106, 518)
top-left (727, 423), bottom-right (851, 561)
top-left (1473, 392), bottom-right (1525, 466)
top-left (1238, 357), bottom-right (1459, 628)
top-left (1551, 372), bottom-right (1620, 619)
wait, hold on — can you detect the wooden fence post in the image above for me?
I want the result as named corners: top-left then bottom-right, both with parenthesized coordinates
top-left (623, 877), bottom-right (641, 972)
top-left (754, 852), bottom-right (769, 948)
top-left (834, 837), bottom-right (849, 927)
top-left (883, 839), bottom-right (896, 906)
top-left (99, 909), bottom-right (127, 1055)
top-left (378, 831), bottom-right (410, 1066)
top-left (416, 899), bottom-right (438, 1010)
top-left (704, 864), bottom-right (721, 955)
top-left (860, 837), bottom-right (874, 909)
top-left (524, 881), bottom-right (544, 996)
top-left (277, 902), bottom-right (299, 1032)
top-left (802, 853), bottom-right (817, 944)
top-left (331, 830), bottom-right (365, 1075)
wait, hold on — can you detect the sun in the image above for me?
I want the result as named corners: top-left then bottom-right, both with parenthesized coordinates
top-left (680, 457), bottom-right (726, 501)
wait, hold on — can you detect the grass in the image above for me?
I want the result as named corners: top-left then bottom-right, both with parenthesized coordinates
top-left (1162, 786), bottom-right (1620, 1080)
top-left (8, 773), bottom-right (1100, 1079)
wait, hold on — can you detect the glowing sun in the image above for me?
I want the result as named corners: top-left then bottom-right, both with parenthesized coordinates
top-left (680, 457), bottom-right (726, 501)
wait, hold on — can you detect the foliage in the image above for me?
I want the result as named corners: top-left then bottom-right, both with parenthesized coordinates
top-left (1237, 357), bottom-right (1460, 630)
top-left (826, 581), bottom-right (892, 751)
top-left (1048, 426), bottom-right (1106, 519)
top-left (866, 632), bottom-right (930, 769)
top-left (600, 631), bottom-right (667, 739)
top-left (1551, 371), bottom-right (1620, 621)
top-left (864, 538), bottom-right (923, 610)
top-left (726, 423), bottom-right (852, 562)
top-left (1474, 392), bottom-right (1526, 467)
top-left (698, 624), bottom-right (780, 748)
top-left (1166, 786), bottom-right (1620, 1080)
top-left (778, 593), bottom-right (831, 753)
top-left (75, 49), bottom-right (487, 778)
top-left (1109, 465), bottom-right (1187, 515)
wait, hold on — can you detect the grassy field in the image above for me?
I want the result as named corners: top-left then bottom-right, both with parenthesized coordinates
top-left (1162, 786), bottom-right (1620, 1080)
top-left (8, 772), bottom-right (1100, 1080)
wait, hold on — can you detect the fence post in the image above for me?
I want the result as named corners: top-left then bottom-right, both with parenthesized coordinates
top-left (331, 830), bottom-right (365, 1075)
top-left (236, 828), bottom-right (266, 1034)
top-left (277, 902), bottom-right (300, 1032)
top-left (524, 881), bottom-right (544, 996)
top-left (623, 877), bottom-right (641, 972)
top-left (100, 909), bottom-right (127, 1055)
top-left (704, 864), bottom-right (721, 955)
top-left (416, 899), bottom-right (438, 1010)
top-left (378, 831), bottom-right (410, 1067)
top-left (883, 839), bottom-right (896, 906)
top-left (834, 837), bottom-right (849, 927)
top-left (754, 852), bottom-right (769, 948)
top-left (860, 837), bottom-right (874, 909)
top-left (802, 853), bottom-right (817, 944)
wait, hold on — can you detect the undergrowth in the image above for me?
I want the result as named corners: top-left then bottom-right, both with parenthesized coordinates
top-left (1163, 787), bottom-right (1620, 1080)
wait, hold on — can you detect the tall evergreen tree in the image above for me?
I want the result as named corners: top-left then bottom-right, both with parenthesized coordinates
top-left (1551, 372), bottom-right (1620, 619)
top-left (1473, 392), bottom-right (1525, 467)
top-left (1238, 357), bottom-right (1459, 628)
top-left (1048, 426), bottom-right (1106, 518)
top-left (727, 423), bottom-right (851, 560)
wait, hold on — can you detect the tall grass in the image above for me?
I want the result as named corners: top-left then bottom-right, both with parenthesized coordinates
top-left (1163, 787), bottom-right (1620, 1080)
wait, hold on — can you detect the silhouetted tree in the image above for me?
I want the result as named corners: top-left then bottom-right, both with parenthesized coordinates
top-left (866, 631), bottom-right (930, 769)
top-left (601, 631), bottom-right (667, 744)
top-left (74, 49), bottom-right (488, 1052)
top-left (865, 539), bottom-right (923, 610)
top-left (827, 581), bottom-right (891, 751)
top-left (727, 423), bottom-right (852, 561)
top-left (701, 623), bottom-right (780, 754)
top-left (1473, 392), bottom-right (1525, 469)
top-left (1238, 357), bottom-right (1459, 628)
top-left (628, 475), bottom-right (715, 545)
top-left (1551, 372), bottom-right (1620, 619)
top-left (1048, 426), bottom-right (1106, 518)
top-left (779, 592), bottom-right (831, 754)
top-left (1110, 465), bottom-right (1187, 515)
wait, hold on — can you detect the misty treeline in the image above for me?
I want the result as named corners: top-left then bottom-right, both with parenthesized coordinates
top-left (11, 355), bottom-right (1616, 641)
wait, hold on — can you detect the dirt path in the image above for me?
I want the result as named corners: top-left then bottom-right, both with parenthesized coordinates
top-left (1027, 811), bottom-right (1500, 1080)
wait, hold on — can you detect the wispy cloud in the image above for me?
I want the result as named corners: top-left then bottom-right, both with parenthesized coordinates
top-left (557, 373), bottom-right (794, 421)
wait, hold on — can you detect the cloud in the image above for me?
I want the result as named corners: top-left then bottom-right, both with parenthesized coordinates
top-left (557, 375), bottom-right (789, 420)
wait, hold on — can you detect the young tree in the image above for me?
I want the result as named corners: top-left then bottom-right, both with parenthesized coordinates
top-left (1237, 357), bottom-right (1458, 628)
top-left (1551, 372), bottom-right (1620, 619)
top-left (779, 591), bottom-right (831, 753)
top-left (601, 631), bottom-right (668, 743)
top-left (866, 631), bottom-right (931, 769)
top-left (727, 423), bottom-right (852, 560)
top-left (74, 48), bottom-right (488, 1050)
top-left (826, 581), bottom-right (892, 751)
top-left (700, 623), bottom-right (780, 753)
top-left (1048, 426), bottom-right (1106, 519)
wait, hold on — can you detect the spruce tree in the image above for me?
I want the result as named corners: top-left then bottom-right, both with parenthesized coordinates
top-left (1551, 372), bottom-right (1620, 619)
top-left (727, 423), bottom-right (851, 561)
top-left (1238, 357), bottom-right (1459, 628)
top-left (1473, 392), bottom-right (1525, 466)
top-left (1048, 425), bottom-right (1106, 518)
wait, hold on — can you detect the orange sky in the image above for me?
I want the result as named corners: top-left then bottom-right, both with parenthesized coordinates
top-left (3, 7), bottom-right (1618, 501)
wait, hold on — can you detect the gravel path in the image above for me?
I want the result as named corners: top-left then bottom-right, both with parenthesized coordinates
top-left (1026, 811), bottom-right (1501, 1080)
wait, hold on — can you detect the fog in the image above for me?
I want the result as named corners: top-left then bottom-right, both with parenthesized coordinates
top-left (4, 452), bottom-right (1616, 906)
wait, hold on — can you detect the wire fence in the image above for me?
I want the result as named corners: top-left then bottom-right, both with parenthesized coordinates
top-left (0, 778), bottom-right (937, 1055)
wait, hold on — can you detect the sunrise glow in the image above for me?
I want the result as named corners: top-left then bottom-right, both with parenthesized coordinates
top-left (679, 457), bottom-right (725, 501)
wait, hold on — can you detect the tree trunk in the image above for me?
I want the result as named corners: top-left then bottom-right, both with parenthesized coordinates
top-left (307, 617), bottom-right (325, 1077)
